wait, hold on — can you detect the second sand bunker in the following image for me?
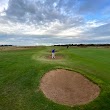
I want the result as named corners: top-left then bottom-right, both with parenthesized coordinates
top-left (40, 69), bottom-right (100, 106)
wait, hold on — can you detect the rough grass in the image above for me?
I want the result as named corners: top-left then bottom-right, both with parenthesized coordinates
top-left (0, 46), bottom-right (110, 110)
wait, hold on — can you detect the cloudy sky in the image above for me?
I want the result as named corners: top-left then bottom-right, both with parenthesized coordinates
top-left (0, 0), bottom-right (110, 46)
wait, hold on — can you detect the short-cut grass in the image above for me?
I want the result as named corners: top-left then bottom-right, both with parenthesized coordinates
top-left (0, 46), bottom-right (110, 110)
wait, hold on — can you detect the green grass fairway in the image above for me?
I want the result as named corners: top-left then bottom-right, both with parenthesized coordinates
top-left (0, 47), bottom-right (110, 110)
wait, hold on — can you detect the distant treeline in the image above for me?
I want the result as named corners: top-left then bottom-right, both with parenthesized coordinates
top-left (0, 44), bottom-right (110, 47)
top-left (54, 44), bottom-right (110, 47)
top-left (0, 45), bottom-right (13, 47)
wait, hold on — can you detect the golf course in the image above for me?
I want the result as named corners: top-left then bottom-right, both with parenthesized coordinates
top-left (0, 46), bottom-right (110, 110)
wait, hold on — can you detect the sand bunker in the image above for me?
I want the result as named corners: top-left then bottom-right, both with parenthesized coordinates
top-left (45, 55), bottom-right (63, 60)
top-left (40, 69), bottom-right (100, 106)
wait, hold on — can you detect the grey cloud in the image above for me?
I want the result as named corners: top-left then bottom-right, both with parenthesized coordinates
top-left (89, 23), bottom-right (110, 37)
top-left (1, 34), bottom-right (109, 46)
top-left (5, 0), bottom-right (79, 24)
top-left (7, 0), bottom-right (26, 16)
top-left (79, 22), bottom-right (110, 43)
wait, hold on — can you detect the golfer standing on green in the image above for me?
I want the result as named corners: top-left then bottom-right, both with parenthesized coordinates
top-left (52, 49), bottom-right (55, 59)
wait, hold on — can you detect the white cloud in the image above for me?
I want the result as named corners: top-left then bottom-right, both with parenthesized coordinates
top-left (0, 0), bottom-right (9, 13)
top-left (86, 20), bottom-right (106, 28)
top-left (0, 18), bottom-right (84, 36)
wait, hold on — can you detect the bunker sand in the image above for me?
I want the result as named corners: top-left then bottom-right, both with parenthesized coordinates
top-left (40, 69), bottom-right (100, 106)
top-left (45, 55), bottom-right (63, 60)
